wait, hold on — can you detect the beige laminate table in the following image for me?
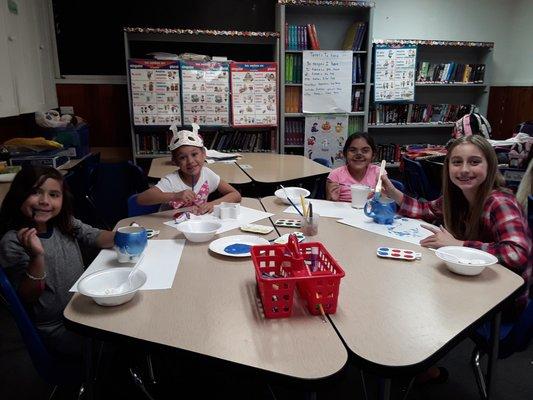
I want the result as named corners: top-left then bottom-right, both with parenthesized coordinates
top-left (64, 198), bottom-right (347, 380)
top-left (237, 153), bottom-right (331, 184)
top-left (260, 196), bottom-right (523, 395)
top-left (148, 156), bottom-right (251, 185)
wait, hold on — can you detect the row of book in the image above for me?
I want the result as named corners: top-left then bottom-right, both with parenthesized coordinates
top-left (208, 130), bottom-right (275, 152)
top-left (375, 144), bottom-right (404, 163)
top-left (352, 54), bottom-right (365, 83)
top-left (348, 115), bottom-right (364, 134)
top-left (416, 62), bottom-right (485, 83)
top-left (284, 120), bottom-right (305, 146)
top-left (368, 103), bottom-right (472, 125)
top-left (351, 89), bottom-right (364, 112)
top-left (285, 24), bottom-right (320, 50)
top-left (285, 86), bottom-right (302, 113)
top-left (136, 133), bottom-right (172, 155)
top-left (285, 53), bottom-right (302, 84)
top-left (342, 21), bottom-right (368, 52)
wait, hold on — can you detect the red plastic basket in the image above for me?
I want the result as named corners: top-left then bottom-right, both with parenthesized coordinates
top-left (252, 235), bottom-right (345, 319)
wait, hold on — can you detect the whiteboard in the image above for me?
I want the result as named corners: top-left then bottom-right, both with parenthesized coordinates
top-left (302, 51), bottom-right (352, 113)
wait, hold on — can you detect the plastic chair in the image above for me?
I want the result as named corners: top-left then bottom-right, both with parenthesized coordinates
top-left (313, 158), bottom-right (332, 168)
top-left (402, 156), bottom-right (440, 201)
top-left (127, 194), bottom-right (160, 217)
top-left (0, 266), bottom-right (83, 386)
top-left (389, 178), bottom-right (405, 193)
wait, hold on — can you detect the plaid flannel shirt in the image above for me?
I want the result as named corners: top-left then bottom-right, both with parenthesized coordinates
top-left (400, 191), bottom-right (532, 317)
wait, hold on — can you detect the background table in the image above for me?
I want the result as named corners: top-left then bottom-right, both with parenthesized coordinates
top-left (148, 156), bottom-right (251, 185)
top-left (64, 198), bottom-right (347, 380)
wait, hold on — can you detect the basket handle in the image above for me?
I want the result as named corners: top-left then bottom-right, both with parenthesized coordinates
top-left (287, 233), bottom-right (301, 258)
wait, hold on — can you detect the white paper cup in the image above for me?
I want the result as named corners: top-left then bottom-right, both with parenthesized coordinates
top-left (350, 184), bottom-right (371, 209)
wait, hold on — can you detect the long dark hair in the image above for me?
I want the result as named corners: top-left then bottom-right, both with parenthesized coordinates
top-left (0, 166), bottom-right (74, 237)
top-left (442, 136), bottom-right (506, 240)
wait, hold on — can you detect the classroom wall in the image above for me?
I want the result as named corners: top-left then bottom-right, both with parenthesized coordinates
top-left (373, 0), bottom-right (532, 86)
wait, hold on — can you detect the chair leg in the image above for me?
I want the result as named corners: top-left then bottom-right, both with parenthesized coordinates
top-left (129, 368), bottom-right (156, 400)
top-left (471, 347), bottom-right (488, 400)
top-left (146, 353), bottom-right (157, 385)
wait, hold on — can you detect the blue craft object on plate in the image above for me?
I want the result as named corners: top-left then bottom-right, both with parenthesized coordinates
top-left (224, 243), bottom-right (252, 254)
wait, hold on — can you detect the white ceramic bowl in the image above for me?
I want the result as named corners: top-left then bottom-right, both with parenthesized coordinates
top-left (436, 246), bottom-right (498, 276)
top-left (77, 267), bottom-right (147, 306)
top-left (274, 187), bottom-right (311, 205)
top-left (176, 220), bottom-right (221, 242)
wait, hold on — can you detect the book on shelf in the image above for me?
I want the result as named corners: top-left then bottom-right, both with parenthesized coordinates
top-left (209, 130), bottom-right (275, 153)
top-left (376, 143), bottom-right (404, 163)
top-left (284, 120), bottom-right (304, 146)
top-left (351, 89), bottom-right (364, 112)
top-left (369, 103), bottom-right (472, 125)
top-left (352, 54), bottom-right (364, 83)
top-left (285, 86), bottom-right (302, 113)
top-left (342, 22), bottom-right (367, 51)
top-left (416, 62), bottom-right (485, 83)
top-left (285, 24), bottom-right (319, 50)
top-left (285, 53), bottom-right (302, 84)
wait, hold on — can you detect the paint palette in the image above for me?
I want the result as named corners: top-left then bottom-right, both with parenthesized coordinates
top-left (240, 224), bottom-right (274, 234)
top-left (274, 219), bottom-right (302, 228)
top-left (273, 232), bottom-right (305, 244)
top-left (377, 247), bottom-right (421, 261)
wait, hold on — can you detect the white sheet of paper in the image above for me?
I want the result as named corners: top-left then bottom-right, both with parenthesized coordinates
top-left (284, 199), bottom-right (355, 219)
top-left (338, 210), bottom-right (434, 245)
top-left (163, 206), bottom-right (273, 234)
top-left (70, 239), bottom-right (185, 292)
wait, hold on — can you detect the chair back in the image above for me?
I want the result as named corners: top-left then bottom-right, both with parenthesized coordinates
top-left (127, 194), bottom-right (160, 217)
top-left (313, 158), bottom-right (332, 168)
top-left (402, 157), bottom-right (440, 200)
top-left (0, 267), bottom-right (78, 385)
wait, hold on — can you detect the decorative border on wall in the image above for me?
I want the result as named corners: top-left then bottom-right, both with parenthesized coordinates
top-left (124, 27), bottom-right (280, 38)
top-left (373, 39), bottom-right (494, 48)
top-left (278, 0), bottom-right (374, 7)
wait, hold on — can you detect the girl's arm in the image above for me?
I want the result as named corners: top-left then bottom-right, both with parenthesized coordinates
top-left (464, 197), bottom-right (531, 271)
top-left (136, 186), bottom-right (195, 206)
top-left (196, 180), bottom-right (241, 214)
top-left (96, 230), bottom-right (115, 249)
top-left (326, 180), bottom-right (341, 201)
top-left (16, 228), bottom-right (46, 303)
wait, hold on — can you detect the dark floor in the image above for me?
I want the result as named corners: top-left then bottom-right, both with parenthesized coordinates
top-left (1, 302), bottom-right (532, 400)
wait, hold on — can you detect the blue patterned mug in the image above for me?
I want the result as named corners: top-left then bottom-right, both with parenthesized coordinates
top-left (364, 196), bottom-right (397, 225)
top-left (114, 226), bottom-right (148, 263)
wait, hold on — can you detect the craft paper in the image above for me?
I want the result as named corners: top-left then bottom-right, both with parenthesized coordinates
top-left (283, 199), bottom-right (355, 220)
top-left (71, 239), bottom-right (185, 292)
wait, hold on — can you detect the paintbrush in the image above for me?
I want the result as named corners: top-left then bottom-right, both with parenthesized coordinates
top-left (374, 160), bottom-right (387, 200)
top-left (280, 184), bottom-right (303, 216)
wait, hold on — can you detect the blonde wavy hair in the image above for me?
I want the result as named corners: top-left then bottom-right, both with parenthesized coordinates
top-left (442, 136), bottom-right (506, 240)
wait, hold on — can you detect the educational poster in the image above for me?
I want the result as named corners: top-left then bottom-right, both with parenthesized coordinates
top-left (230, 62), bottom-right (277, 127)
top-left (302, 51), bottom-right (353, 113)
top-left (180, 61), bottom-right (230, 126)
top-left (304, 115), bottom-right (348, 168)
top-left (128, 59), bottom-right (182, 126)
top-left (374, 44), bottom-right (417, 103)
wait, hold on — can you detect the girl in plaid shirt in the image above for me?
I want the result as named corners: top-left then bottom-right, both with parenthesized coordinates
top-left (382, 136), bottom-right (531, 319)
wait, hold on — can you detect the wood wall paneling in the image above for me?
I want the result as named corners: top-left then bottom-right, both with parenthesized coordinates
top-left (55, 84), bottom-right (131, 149)
top-left (487, 86), bottom-right (533, 140)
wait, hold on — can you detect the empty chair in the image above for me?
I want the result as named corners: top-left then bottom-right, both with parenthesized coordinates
top-left (0, 266), bottom-right (83, 387)
top-left (402, 156), bottom-right (440, 201)
top-left (313, 158), bottom-right (332, 168)
top-left (127, 194), bottom-right (160, 217)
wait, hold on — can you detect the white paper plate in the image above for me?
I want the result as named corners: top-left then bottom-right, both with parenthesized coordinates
top-left (209, 235), bottom-right (269, 257)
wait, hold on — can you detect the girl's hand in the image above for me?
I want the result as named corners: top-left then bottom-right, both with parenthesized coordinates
top-left (380, 175), bottom-right (404, 205)
top-left (420, 224), bottom-right (464, 248)
top-left (174, 189), bottom-right (196, 204)
top-left (197, 202), bottom-right (214, 215)
top-left (17, 228), bottom-right (44, 257)
top-left (326, 180), bottom-right (341, 201)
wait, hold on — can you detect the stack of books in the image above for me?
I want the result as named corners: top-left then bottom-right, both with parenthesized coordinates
top-left (416, 62), bottom-right (485, 83)
top-left (285, 24), bottom-right (320, 50)
top-left (369, 103), bottom-right (472, 125)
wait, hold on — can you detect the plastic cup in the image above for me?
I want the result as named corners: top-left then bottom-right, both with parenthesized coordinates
top-left (301, 213), bottom-right (320, 236)
top-left (350, 184), bottom-right (371, 209)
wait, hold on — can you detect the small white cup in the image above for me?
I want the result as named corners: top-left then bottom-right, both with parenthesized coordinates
top-left (350, 184), bottom-right (371, 209)
top-left (214, 202), bottom-right (240, 219)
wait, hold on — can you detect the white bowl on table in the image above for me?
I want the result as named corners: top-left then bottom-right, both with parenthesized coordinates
top-left (176, 220), bottom-right (221, 242)
top-left (274, 187), bottom-right (310, 205)
top-left (435, 246), bottom-right (498, 276)
top-left (77, 267), bottom-right (147, 306)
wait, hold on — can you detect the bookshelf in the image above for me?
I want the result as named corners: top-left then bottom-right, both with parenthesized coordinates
top-left (276, 0), bottom-right (374, 156)
top-left (368, 38), bottom-right (494, 150)
top-left (123, 27), bottom-right (280, 165)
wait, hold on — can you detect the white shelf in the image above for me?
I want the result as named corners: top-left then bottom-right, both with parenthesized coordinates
top-left (415, 82), bottom-right (487, 87)
top-left (285, 49), bottom-right (367, 54)
top-left (369, 123), bottom-right (455, 129)
top-left (286, 112), bottom-right (365, 117)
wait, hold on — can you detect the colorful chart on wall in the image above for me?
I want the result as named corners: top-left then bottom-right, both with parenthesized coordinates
top-left (304, 115), bottom-right (348, 168)
top-left (230, 62), bottom-right (277, 127)
top-left (302, 51), bottom-right (353, 113)
top-left (374, 44), bottom-right (417, 103)
top-left (180, 61), bottom-right (230, 126)
top-left (128, 59), bottom-right (182, 126)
